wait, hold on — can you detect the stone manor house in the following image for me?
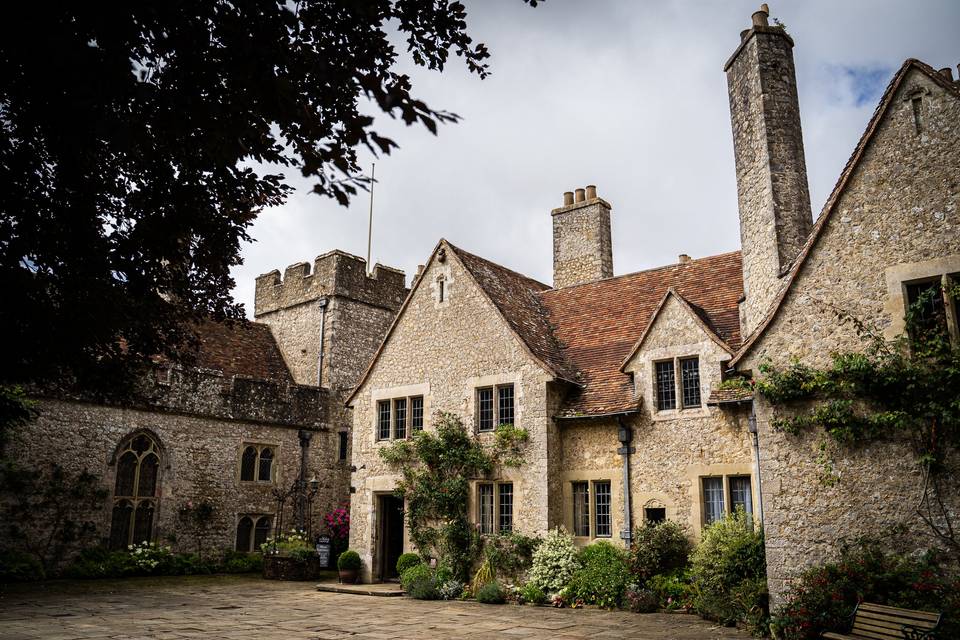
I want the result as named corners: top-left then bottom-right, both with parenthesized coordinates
top-left (345, 6), bottom-right (960, 602)
top-left (4, 5), bottom-right (957, 604)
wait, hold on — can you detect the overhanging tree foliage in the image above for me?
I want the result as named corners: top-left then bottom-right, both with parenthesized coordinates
top-left (0, 0), bottom-right (540, 388)
top-left (756, 284), bottom-right (960, 555)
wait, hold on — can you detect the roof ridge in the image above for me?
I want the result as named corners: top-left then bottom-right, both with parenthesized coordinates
top-left (730, 58), bottom-right (959, 366)
top-left (544, 249), bottom-right (743, 294)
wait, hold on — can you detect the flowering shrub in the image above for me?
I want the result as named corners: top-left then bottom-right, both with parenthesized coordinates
top-left (568, 541), bottom-right (630, 609)
top-left (529, 526), bottom-right (580, 594)
top-left (129, 541), bottom-right (174, 572)
top-left (647, 569), bottom-right (693, 611)
top-left (260, 529), bottom-right (311, 556)
top-left (771, 539), bottom-right (960, 640)
top-left (438, 578), bottom-right (464, 601)
top-left (625, 584), bottom-right (660, 613)
top-left (323, 504), bottom-right (350, 541)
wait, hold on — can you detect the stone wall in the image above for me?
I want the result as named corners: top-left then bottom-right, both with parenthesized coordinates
top-left (3, 393), bottom-right (348, 560)
top-left (551, 197), bottom-right (614, 289)
top-left (739, 68), bottom-right (960, 604)
top-left (725, 25), bottom-right (812, 335)
top-left (622, 294), bottom-right (756, 540)
top-left (347, 241), bottom-right (555, 582)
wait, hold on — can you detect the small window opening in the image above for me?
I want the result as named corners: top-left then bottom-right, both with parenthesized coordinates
top-left (338, 431), bottom-right (348, 461)
top-left (911, 96), bottom-right (923, 134)
top-left (437, 276), bottom-right (445, 302)
top-left (644, 507), bottom-right (666, 525)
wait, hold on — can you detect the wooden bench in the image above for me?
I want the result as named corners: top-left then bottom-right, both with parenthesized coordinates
top-left (822, 602), bottom-right (941, 640)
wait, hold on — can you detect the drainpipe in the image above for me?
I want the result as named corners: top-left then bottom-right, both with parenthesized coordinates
top-left (748, 402), bottom-right (765, 525)
top-left (617, 417), bottom-right (634, 549)
top-left (296, 429), bottom-right (313, 531)
top-left (316, 298), bottom-right (328, 387)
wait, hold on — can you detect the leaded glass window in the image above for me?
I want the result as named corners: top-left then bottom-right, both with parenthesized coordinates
top-left (240, 445), bottom-right (275, 483)
top-left (702, 477), bottom-right (725, 525)
top-left (478, 484), bottom-right (494, 534)
top-left (498, 483), bottom-right (513, 533)
top-left (411, 396), bottom-right (424, 432)
top-left (680, 357), bottom-right (701, 408)
top-left (477, 387), bottom-right (495, 432)
top-left (377, 400), bottom-right (391, 440)
top-left (573, 481), bottom-right (590, 537)
top-left (240, 446), bottom-right (257, 481)
top-left (594, 481), bottom-right (612, 537)
top-left (497, 385), bottom-right (515, 426)
top-left (729, 476), bottom-right (753, 516)
top-left (655, 360), bottom-right (676, 410)
top-left (258, 448), bottom-right (273, 481)
top-left (394, 398), bottom-right (407, 439)
top-left (254, 516), bottom-right (272, 549)
top-left (109, 432), bottom-right (162, 549)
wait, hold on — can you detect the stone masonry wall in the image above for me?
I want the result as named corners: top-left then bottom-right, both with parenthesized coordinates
top-left (623, 295), bottom-right (756, 541)
top-left (726, 26), bottom-right (812, 336)
top-left (739, 69), bottom-right (960, 604)
top-left (551, 198), bottom-right (614, 289)
top-left (3, 397), bottom-right (349, 560)
top-left (348, 242), bottom-right (555, 582)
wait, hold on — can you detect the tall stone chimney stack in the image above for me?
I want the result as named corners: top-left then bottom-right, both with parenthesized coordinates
top-left (551, 185), bottom-right (613, 289)
top-left (725, 4), bottom-right (812, 334)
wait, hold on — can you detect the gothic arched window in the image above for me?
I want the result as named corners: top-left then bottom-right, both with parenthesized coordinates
top-left (239, 444), bottom-right (275, 483)
top-left (254, 516), bottom-right (272, 549)
top-left (236, 516), bottom-right (253, 552)
top-left (236, 515), bottom-right (272, 552)
top-left (109, 432), bottom-right (162, 549)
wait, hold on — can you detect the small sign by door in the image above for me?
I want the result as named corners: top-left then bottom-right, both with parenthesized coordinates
top-left (316, 535), bottom-right (332, 568)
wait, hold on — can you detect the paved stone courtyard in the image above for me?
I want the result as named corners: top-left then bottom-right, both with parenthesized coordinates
top-left (0, 575), bottom-right (750, 639)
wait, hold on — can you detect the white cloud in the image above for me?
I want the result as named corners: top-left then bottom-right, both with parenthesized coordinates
top-left (232, 0), bottom-right (960, 316)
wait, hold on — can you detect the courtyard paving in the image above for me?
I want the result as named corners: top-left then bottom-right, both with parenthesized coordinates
top-left (0, 574), bottom-right (750, 639)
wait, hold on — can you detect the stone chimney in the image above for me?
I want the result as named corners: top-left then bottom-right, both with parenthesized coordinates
top-left (725, 4), bottom-right (813, 335)
top-left (551, 185), bottom-right (613, 289)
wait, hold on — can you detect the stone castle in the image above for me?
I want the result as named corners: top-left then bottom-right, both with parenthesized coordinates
top-left (4, 5), bottom-right (958, 603)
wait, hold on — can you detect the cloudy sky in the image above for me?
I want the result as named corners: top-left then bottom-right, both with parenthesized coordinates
top-left (232, 0), bottom-right (959, 316)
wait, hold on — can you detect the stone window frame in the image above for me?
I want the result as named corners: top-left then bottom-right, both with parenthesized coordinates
top-left (652, 355), bottom-right (704, 414)
top-left (568, 478), bottom-right (614, 540)
top-left (371, 383), bottom-right (431, 444)
top-left (698, 473), bottom-right (754, 527)
top-left (235, 513), bottom-right (273, 552)
top-left (110, 431), bottom-right (163, 550)
top-left (337, 431), bottom-right (349, 462)
top-left (238, 442), bottom-right (279, 484)
top-left (884, 255), bottom-right (960, 345)
top-left (374, 395), bottom-right (425, 441)
top-left (475, 383), bottom-right (515, 433)
top-left (474, 480), bottom-right (514, 535)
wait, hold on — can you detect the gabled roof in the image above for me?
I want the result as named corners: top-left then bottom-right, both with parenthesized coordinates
top-left (448, 243), bottom-right (579, 383)
top-left (730, 58), bottom-right (960, 366)
top-left (541, 251), bottom-right (744, 416)
top-left (619, 287), bottom-right (735, 372)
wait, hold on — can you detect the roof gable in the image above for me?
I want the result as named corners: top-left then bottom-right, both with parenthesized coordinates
top-left (730, 58), bottom-right (960, 366)
top-left (620, 288), bottom-right (734, 372)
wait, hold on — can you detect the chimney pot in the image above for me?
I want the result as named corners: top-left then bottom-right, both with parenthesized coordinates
top-left (679, 254), bottom-right (691, 264)
top-left (563, 191), bottom-right (574, 206)
top-left (938, 67), bottom-right (954, 81)
top-left (574, 188), bottom-right (586, 203)
top-left (752, 5), bottom-right (769, 27)
top-left (585, 185), bottom-right (597, 200)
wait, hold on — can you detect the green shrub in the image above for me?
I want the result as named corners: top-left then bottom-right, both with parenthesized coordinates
top-left (476, 580), bottom-right (505, 604)
top-left (63, 547), bottom-right (132, 579)
top-left (337, 549), bottom-right (361, 571)
top-left (0, 549), bottom-right (45, 582)
top-left (568, 541), bottom-right (630, 609)
top-left (689, 509), bottom-right (768, 633)
top-left (483, 532), bottom-right (540, 582)
top-left (288, 547), bottom-right (316, 563)
top-left (396, 552), bottom-right (422, 576)
top-left (625, 585), bottom-right (660, 613)
top-left (629, 520), bottom-right (691, 582)
top-left (402, 564), bottom-right (438, 599)
top-left (438, 578), bottom-right (464, 601)
top-left (771, 539), bottom-right (960, 640)
top-left (647, 569), bottom-right (693, 611)
top-left (223, 552), bottom-right (263, 574)
top-left (529, 527), bottom-right (580, 594)
top-left (518, 582), bottom-right (547, 605)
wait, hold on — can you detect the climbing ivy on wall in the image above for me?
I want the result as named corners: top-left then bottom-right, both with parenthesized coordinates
top-left (379, 411), bottom-right (528, 582)
top-left (755, 284), bottom-right (960, 555)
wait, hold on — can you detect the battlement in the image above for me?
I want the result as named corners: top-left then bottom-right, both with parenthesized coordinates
top-left (254, 249), bottom-right (407, 317)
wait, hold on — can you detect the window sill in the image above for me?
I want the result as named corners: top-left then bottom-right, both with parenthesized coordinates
top-left (652, 406), bottom-right (709, 421)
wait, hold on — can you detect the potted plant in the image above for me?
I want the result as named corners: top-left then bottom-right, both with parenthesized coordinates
top-left (337, 549), bottom-right (361, 584)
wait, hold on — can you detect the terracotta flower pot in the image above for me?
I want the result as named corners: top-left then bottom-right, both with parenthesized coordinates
top-left (338, 568), bottom-right (358, 584)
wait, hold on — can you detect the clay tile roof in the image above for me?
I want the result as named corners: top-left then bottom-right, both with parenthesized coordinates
top-left (706, 387), bottom-right (754, 405)
top-left (448, 243), bottom-right (579, 382)
top-left (186, 320), bottom-right (293, 383)
top-left (540, 251), bottom-right (744, 416)
top-left (730, 58), bottom-right (960, 366)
